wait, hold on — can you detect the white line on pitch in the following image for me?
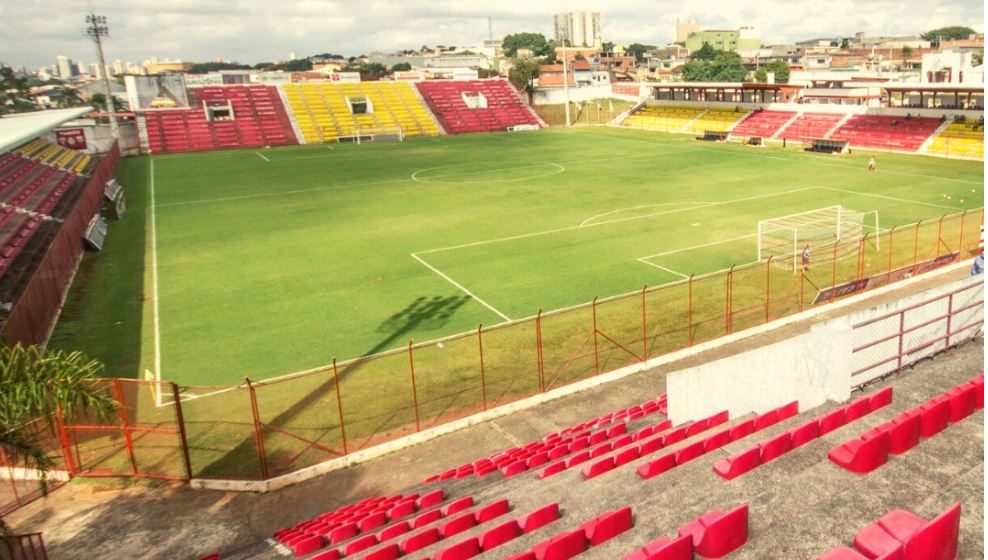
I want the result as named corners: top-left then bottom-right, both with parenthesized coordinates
top-left (815, 186), bottom-right (965, 211)
top-left (417, 187), bottom-right (814, 256)
top-left (580, 202), bottom-right (714, 227)
top-left (410, 253), bottom-right (512, 322)
top-left (638, 233), bottom-right (760, 260)
top-left (149, 159), bottom-right (162, 390)
top-left (637, 259), bottom-right (690, 279)
top-left (254, 150), bottom-right (270, 162)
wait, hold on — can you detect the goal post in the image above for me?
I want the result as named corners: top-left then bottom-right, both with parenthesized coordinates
top-left (336, 126), bottom-right (404, 144)
top-left (758, 205), bottom-right (880, 273)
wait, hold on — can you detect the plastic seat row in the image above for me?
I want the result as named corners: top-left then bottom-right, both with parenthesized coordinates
top-left (415, 80), bottom-right (540, 134)
top-left (539, 419), bottom-right (672, 480)
top-left (423, 395), bottom-right (666, 484)
top-left (730, 110), bottom-right (797, 138)
top-left (425, 502), bottom-right (561, 560)
top-left (637, 402), bottom-right (799, 480)
top-left (579, 410), bottom-right (733, 481)
top-left (625, 504), bottom-right (748, 560)
top-left (349, 498), bottom-right (522, 560)
top-left (829, 375), bottom-right (982, 474)
top-left (716, 387), bottom-right (893, 479)
top-left (504, 505), bottom-right (634, 560)
top-left (817, 502), bottom-right (960, 560)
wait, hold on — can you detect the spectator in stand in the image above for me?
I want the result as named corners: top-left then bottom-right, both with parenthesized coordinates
top-left (802, 243), bottom-right (811, 272)
top-left (972, 249), bottom-right (984, 276)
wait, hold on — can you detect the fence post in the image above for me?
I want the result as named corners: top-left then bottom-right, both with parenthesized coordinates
top-left (935, 215), bottom-right (944, 259)
top-left (687, 274), bottom-right (694, 346)
top-left (886, 226), bottom-right (896, 283)
top-left (477, 324), bottom-right (487, 412)
top-left (945, 293), bottom-right (954, 350)
top-left (896, 312), bottom-right (906, 370)
top-left (958, 210), bottom-right (967, 254)
top-left (725, 265), bottom-right (735, 335)
top-left (912, 220), bottom-right (921, 267)
top-left (591, 297), bottom-right (600, 375)
top-left (111, 378), bottom-right (139, 477)
top-left (830, 242), bottom-right (838, 302)
top-left (535, 310), bottom-right (545, 393)
top-left (244, 377), bottom-right (269, 479)
top-left (857, 235), bottom-right (866, 280)
top-left (54, 404), bottom-right (76, 476)
top-left (799, 271), bottom-right (805, 312)
top-left (765, 257), bottom-right (772, 323)
top-left (331, 358), bottom-right (348, 455)
top-left (640, 286), bottom-right (648, 362)
top-left (407, 340), bottom-right (421, 433)
top-left (170, 382), bottom-right (193, 480)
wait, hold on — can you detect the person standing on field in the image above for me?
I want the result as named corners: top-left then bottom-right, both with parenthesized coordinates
top-left (868, 156), bottom-right (876, 171)
top-left (802, 243), bottom-right (811, 272)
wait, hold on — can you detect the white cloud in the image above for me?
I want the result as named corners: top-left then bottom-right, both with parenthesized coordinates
top-left (0, 0), bottom-right (982, 68)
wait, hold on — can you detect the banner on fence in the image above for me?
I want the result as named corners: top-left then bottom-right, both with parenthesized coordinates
top-left (814, 252), bottom-right (959, 304)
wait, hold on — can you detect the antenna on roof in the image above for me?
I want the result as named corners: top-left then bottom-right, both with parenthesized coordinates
top-left (488, 17), bottom-right (493, 40)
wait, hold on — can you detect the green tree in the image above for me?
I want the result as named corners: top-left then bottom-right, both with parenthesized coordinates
top-left (502, 32), bottom-right (552, 57)
top-left (278, 59), bottom-right (313, 72)
top-left (753, 60), bottom-right (790, 83)
top-left (0, 65), bottom-right (33, 113)
top-left (0, 345), bottom-right (116, 532)
top-left (391, 62), bottom-right (413, 72)
top-left (625, 43), bottom-right (657, 62)
top-left (683, 51), bottom-right (748, 82)
top-left (188, 62), bottom-right (250, 74)
top-left (52, 86), bottom-right (85, 108)
top-left (601, 41), bottom-right (615, 53)
top-left (90, 92), bottom-right (126, 113)
top-left (690, 43), bottom-right (717, 61)
top-left (921, 26), bottom-right (976, 46)
top-left (507, 56), bottom-right (542, 101)
top-left (974, 52), bottom-right (984, 66)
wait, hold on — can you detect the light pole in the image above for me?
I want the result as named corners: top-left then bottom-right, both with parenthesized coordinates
top-left (85, 13), bottom-right (119, 139)
top-left (561, 41), bottom-right (571, 127)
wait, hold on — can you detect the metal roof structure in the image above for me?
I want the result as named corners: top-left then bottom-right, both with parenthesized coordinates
top-left (0, 108), bottom-right (92, 154)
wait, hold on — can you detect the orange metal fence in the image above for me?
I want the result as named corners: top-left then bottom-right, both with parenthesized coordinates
top-left (1, 208), bottom-right (983, 514)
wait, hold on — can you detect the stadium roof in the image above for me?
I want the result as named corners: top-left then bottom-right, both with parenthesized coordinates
top-left (0, 108), bottom-right (92, 154)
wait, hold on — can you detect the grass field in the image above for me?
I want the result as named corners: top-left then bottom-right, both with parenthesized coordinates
top-left (50, 127), bottom-right (984, 390)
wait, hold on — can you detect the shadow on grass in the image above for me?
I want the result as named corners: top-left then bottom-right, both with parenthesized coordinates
top-left (194, 295), bottom-right (470, 478)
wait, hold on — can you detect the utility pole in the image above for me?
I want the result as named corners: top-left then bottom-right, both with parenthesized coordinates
top-left (562, 41), bottom-right (571, 127)
top-left (85, 12), bottom-right (118, 139)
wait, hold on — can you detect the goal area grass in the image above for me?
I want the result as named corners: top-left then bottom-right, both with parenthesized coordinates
top-left (50, 126), bottom-right (983, 391)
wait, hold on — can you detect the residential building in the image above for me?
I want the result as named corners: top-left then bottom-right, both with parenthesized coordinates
top-left (55, 55), bottom-right (74, 79)
top-left (685, 27), bottom-right (761, 56)
top-left (553, 11), bottom-right (602, 48)
top-left (675, 19), bottom-right (699, 43)
top-left (922, 51), bottom-right (980, 84)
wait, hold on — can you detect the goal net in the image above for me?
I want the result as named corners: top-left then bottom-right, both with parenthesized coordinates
top-left (758, 205), bottom-right (880, 273)
top-left (336, 126), bottom-right (404, 144)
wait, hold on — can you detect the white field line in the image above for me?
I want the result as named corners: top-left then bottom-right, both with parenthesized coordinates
top-left (815, 186), bottom-right (967, 211)
top-left (411, 162), bottom-right (565, 184)
top-left (149, 159), bottom-right (162, 390)
top-left (637, 259), bottom-right (690, 279)
top-left (638, 233), bottom-right (760, 261)
top-left (580, 202), bottom-right (714, 227)
top-left (409, 253), bottom-right (512, 322)
top-left (155, 176), bottom-right (413, 208)
top-left (416, 187), bottom-right (816, 256)
top-left (254, 150), bottom-right (270, 162)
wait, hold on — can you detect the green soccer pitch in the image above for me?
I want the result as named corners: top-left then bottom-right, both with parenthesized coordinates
top-left (49, 127), bottom-right (984, 387)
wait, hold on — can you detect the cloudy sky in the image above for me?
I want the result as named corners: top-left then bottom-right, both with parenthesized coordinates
top-left (1, 0), bottom-right (983, 69)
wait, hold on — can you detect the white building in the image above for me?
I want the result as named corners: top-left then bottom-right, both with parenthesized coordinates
top-left (55, 55), bottom-right (74, 79)
top-left (922, 51), bottom-right (981, 84)
top-left (112, 59), bottom-right (125, 75)
top-left (553, 11), bottom-right (602, 48)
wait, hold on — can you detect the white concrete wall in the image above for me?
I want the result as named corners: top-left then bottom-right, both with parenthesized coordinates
top-left (533, 84), bottom-right (637, 105)
top-left (666, 273), bottom-right (982, 424)
top-left (666, 324), bottom-right (852, 424)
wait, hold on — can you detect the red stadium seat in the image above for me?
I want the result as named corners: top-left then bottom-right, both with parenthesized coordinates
top-left (475, 499), bottom-right (510, 523)
top-left (364, 544), bottom-right (401, 560)
top-left (918, 397), bottom-right (950, 437)
top-left (945, 384), bottom-right (976, 422)
top-left (359, 511), bottom-right (388, 532)
top-left (702, 430), bottom-right (732, 452)
top-left (818, 407), bottom-right (848, 436)
top-left (311, 549), bottom-right (343, 560)
top-left (532, 529), bottom-right (587, 560)
top-left (440, 513), bottom-right (477, 538)
top-left (418, 489), bottom-right (445, 510)
top-left (582, 457), bottom-right (616, 479)
top-left (519, 503), bottom-right (560, 533)
top-left (379, 521), bottom-right (411, 541)
top-left (712, 446), bottom-right (762, 480)
top-left (662, 427), bottom-right (687, 446)
top-left (728, 419), bottom-right (756, 441)
top-left (828, 431), bottom-right (890, 474)
top-left (480, 520), bottom-right (522, 550)
top-left (441, 497), bottom-right (474, 516)
top-left (623, 534), bottom-right (693, 560)
top-left (435, 537), bottom-right (480, 560)
top-left (685, 418), bottom-right (709, 438)
top-left (581, 506), bottom-right (633, 546)
top-left (790, 419), bottom-right (821, 448)
top-left (412, 508), bottom-right (443, 528)
top-left (674, 441), bottom-right (705, 464)
top-left (754, 409), bottom-right (779, 431)
top-left (637, 453), bottom-right (676, 479)
top-left (844, 398), bottom-right (872, 423)
top-left (401, 527), bottom-right (440, 554)
top-left (853, 503), bottom-right (960, 560)
top-left (291, 535), bottom-right (325, 556)
top-left (758, 431), bottom-right (793, 463)
top-left (869, 387), bottom-right (894, 410)
top-left (344, 533), bottom-right (378, 555)
top-left (816, 546), bottom-right (900, 559)
top-left (678, 504), bottom-right (749, 558)
top-left (884, 412), bottom-right (922, 455)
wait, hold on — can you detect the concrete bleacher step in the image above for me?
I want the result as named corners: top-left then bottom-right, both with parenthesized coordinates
top-left (920, 119), bottom-right (955, 154)
top-left (824, 112), bottom-right (857, 139)
top-left (771, 111), bottom-right (805, 140)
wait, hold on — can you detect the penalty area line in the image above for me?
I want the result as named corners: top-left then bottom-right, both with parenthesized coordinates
top-left (637, 259), bottom-right (690, 279)
top-left (254, 150), bottom-right (270, 162)
top-left (410, 253), bottom-right (513, 322)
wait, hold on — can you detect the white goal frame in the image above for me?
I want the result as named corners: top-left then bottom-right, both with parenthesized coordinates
top-left (757, 205), bottom-right (880, 273)
top-left (336, 126), bottom-right (405, 144)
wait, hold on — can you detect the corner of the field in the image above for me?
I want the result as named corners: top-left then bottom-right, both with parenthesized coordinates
top-left (189, 260), bottom-right (973, 493)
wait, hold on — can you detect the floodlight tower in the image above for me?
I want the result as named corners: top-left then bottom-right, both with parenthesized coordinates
top-left (85, 12), bottom-right (119, 139)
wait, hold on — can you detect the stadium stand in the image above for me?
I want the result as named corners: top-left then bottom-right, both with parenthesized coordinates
top-left (829, 115), bottom-right (942, 152)
top-left (282, 81), bottom-right (440, 144)
top-left (688, 108), bottom-right (749, 133)
top-left (414, 80), bottom-right (541, 134)
top-left (775, 112), bottom-right (845, 141)
top-left (14, 138), bottom-right (93, 174)
top-left (926, 119), bottom-right (985, 159)
top-left (621, 105), bottom-right (705, 131)
top-left (143, 85), bottom-right (298, 153)
top-left (818, 502), bottom-right (961, 560)
top-left (729, 110), bottom-right (797, 138)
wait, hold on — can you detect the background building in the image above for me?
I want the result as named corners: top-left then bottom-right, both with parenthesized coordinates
top-left (55, 55), bottom-right (75, 79)
top-left (685, 27), bottom-right (761, 56)
top-left (676, 19), bottom-right (699, 43)
top-left (553, 11), bottom-right (602, 48)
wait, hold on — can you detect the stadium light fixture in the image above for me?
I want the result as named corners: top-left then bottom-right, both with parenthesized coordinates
top-left (85, 12), bottom-right (119, 139)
